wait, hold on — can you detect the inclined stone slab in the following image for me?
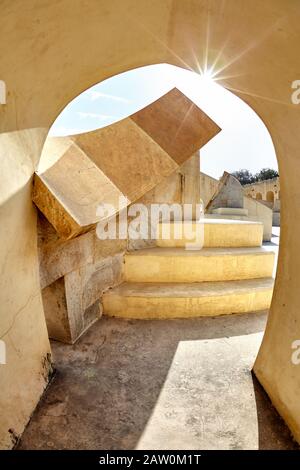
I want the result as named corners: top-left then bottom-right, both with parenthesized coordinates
top-left (33, 88), bottom-right (220, 239)
top-left (207, 172), bottom-right (244, 212)
top-left (130, 88), bottom-right (218, 165)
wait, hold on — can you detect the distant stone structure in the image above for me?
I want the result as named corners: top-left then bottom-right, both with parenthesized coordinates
top-left (206, 172), bottom-right (244, 211)
top-left (244, 176), bottom-right (280, 203)
top-left (203, 172), bottom-right (273, 241)
top-left (244, 177), bottom-right (280, 226)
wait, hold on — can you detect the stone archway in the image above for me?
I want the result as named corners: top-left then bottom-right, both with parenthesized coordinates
top-left (256, 192), bottom-right (263, 200)
top-left (267, 191), bottom-right (275, 203)
top-left (1, 0), bottom-right (300, 447)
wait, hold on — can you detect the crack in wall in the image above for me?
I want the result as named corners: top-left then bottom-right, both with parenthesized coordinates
top-left (0, 291), bottom-right (40, 340)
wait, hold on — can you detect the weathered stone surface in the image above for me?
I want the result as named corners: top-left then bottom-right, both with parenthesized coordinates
top-left (32, 89), bottom-right (220, 239)
top-left (2, 0), bottom-right (300, 450)
top-left (42, 253), bottom-right (124, 343)
top-left (123, 246), bottom-right (273, 283)
top-left (206, 172), bottom-right (244, 211)
top-left (130, 90), bottom-right (216, 165)
top-left (34, 141), bottom-right (122, 239)
top-left (42, 275), bottom-right (102, 344)
top-left (38, 215), bottom-right (94, 289)
top-left (74, 255), bottom-right (124, 311)
top-left (244, 177), bottom-right (280, 205)
top-left (38, 207), bottom-right (125, 344)
top-left (18, 312), bottom-right (298, 451)
top-left (42, 277), bottom-right (73, 343)
top-left (128, 153), bottom-right (200, 250)
top-left (93, 226), bottom-right (127, 262)
top-left (103, 278), bottom-right (274, 319)
top-left (38, 213), bottom-right (126, 289)
top-left (136, 169), bottom-right (182, 206)
top-left (204, 172), bottom-right (273, 241)
top-left (244, 196), bottom-right (273, 242)
top-left (37, 210), bottom-right (126, 344)
top-left (157, 219), bottom-right (263, 249)
top-left (180, 153), bottom-right (201, 219)
top-left (200, 172), bottom-right (219, 209)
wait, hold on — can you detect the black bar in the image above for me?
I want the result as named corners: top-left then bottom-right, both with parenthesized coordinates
top-left (0, 450), bottom-right (299, 466)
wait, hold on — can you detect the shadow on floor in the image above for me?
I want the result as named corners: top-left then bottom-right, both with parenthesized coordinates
top-left (252, 374), bottom-right (298, 450)
top-left (18, 311), bottom-right (298, 450)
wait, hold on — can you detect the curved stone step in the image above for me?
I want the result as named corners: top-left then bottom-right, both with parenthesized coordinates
top-left (102, 278), bottom-right (274, 319)
top-left (157, 219), bottom-right (263, 248)
top-left (124, 247), bottom-right (275, 283)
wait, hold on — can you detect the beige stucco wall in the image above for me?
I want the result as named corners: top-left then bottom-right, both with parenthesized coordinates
top-left (0, 130), bottom-right (52, 448)
top-left (1, 0), bottom-right (300, 447)
top-left (244, 177), bottom-right (280, 202)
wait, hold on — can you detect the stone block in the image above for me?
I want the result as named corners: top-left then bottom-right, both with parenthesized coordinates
top-left (32, 89), bottom-right (220, 239)
top-left (243, 196), bottom-right (273, 241)
top-left (38, 214), bottom-right (94, 288)
top-left (42, 253), bottom-right (123, 343)
top-left (93, 226), bottom-right (127, 262)
top-left (42, 276), bottom-right (102, 344)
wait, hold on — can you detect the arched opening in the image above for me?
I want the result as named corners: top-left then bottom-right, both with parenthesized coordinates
top-left (256, 192), bottom-right (263, 200)
top-left (267, 191), bottom-right (275, 203)
top-left (3, 0), bottom-right (300, 451)
top-left (16, 64), bottom-right (287, 451)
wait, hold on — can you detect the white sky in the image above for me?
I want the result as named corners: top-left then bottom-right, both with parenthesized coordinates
top-left (50, 64), bottom-right (277, 179)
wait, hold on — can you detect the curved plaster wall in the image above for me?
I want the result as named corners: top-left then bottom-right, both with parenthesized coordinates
top-left (1, 0), bottom-right (300, 447)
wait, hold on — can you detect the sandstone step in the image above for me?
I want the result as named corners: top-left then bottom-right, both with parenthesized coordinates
top-left (157, 219), bottom-right (263, 248)
top-left (211, 207), bottom-right (249, 216)
top-left (102, 278), bottom-right (274, 319)
top-left (123, 247), bottom-right (275, 283)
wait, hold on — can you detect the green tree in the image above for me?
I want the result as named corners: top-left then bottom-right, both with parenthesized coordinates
top-left (255, 168), bottom-right (279, 181)
top-left (231, 169), bottom-right (256, 185)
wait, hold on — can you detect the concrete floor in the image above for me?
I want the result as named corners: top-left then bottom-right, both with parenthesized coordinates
top-left (18, 228), bottom-right (298, 450)
top-left (18, 311), bottom-right (298, 450)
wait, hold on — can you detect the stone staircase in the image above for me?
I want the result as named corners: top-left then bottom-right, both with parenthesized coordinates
top-left (102, 219), bottom-right (275, 319)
